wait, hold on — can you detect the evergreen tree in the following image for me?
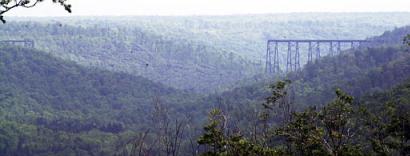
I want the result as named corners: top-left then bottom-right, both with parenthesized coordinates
top-left (198, 108), bottom-right (228, 156)
top-left (276, 107), bottom-right (327, 156)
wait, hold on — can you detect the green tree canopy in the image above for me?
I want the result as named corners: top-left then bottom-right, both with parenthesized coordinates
top-left (405, 34), bottom-right (410, 46)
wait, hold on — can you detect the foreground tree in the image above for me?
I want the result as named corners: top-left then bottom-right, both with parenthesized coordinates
top-left (195, 77), bottom-right (410, 156)
top-left (0, 0), bottom-right (71, 23)
top-left (197, 109), bottom-right (227, 155)
top-left (151, 97), bottom-right (186, 156)
top-left (198, 109), bottom-right (281, 156)
top-left (276, 107), bottom-right (326, 156)
top-left (277, 89), bottom-right (363, 156)
top-left (362, 101), bottom-right (410, 155)
top-left (259, 80), bottom-right (293, 147)
top-left (405, 34), bottom-right (410, 46)
top-left (319, 89), bottom-right (362, 156)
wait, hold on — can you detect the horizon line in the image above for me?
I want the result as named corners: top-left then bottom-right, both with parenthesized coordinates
top-left (8, 11), bottom-right (410, 18)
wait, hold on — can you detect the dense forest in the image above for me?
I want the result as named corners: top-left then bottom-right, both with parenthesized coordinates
top-left (0, 14), bottom-right (409, 156)
top-left (3, 13), bottom-right (410, 93)
top-left (0, 20), bottom-right (259, 93)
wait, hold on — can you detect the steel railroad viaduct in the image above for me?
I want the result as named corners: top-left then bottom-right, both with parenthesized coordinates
top-left (0, 39), bottom-right (35, 49)
top-left (265, 39), bottom-right (369, 74)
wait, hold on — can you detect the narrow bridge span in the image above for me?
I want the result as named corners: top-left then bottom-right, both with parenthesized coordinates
top-left (265, 39), bottom-right (368, 74)
top-left (0, 39), bottom-right (35, 49)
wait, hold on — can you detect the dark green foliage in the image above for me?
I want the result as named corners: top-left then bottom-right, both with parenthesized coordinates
top-left (197, 109), bottom-right (282, 156)
top-left (318, 89), bottom-right (361, 156)
top-left (405, 34), bottom-right (410, 46)
top-left (227, 135), bottom-right (282, 156)
top-left (360, 79), bottom-right (410, 155)
top-left (197, 109), bottom-right (227, 155)
top-left (274, 88), bottom-right (364, 156)
top-left (198, 81), bottom-right (410, 156)
top-left (264, 80), bottom-right (291, 110)
top-left (276, 108), bottom-right (326, 156)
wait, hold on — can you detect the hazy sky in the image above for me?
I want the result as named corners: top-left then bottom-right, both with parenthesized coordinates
top-left (7, 0), bottom-right (410, 16)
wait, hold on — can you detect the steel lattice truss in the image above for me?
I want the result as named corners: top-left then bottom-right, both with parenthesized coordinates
top-left (265, 39), bottom-right (368, 74)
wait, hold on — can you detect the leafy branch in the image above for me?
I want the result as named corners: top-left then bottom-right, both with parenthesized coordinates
top-left (0, 0), bottom-right (71, 23)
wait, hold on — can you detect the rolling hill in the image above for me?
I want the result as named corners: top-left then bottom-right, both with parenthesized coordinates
top-left (0, 46), bottom-right (200, 155)
top-left (197, 25), bottom-right (410, 115)
top-left (3, 13), bottom-right (410, 93)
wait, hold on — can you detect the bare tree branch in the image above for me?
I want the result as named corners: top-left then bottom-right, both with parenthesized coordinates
top-left (0, 0), bottom-right (71, 23)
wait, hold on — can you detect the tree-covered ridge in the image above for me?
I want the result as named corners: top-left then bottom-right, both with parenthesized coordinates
top-left (0, 46), bottom-right (202, 155)
top-left (0, 21), bottom-right (260, 93)
top-left (0, 17), bottom-right (409, 155)
top-left (199, 25), bottom-right (410, 112)
top-left (291, 46), bottom-right (410, 107)
top-left (102, 13), bottom-right (410, 59)
top-left (368, 25), bottom-right (410, 46)
top-left (176, 33), bottom-right (410, 142)
top-left (3, 13), bottom-right (410, 93)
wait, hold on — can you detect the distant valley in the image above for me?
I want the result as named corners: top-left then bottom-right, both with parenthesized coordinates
top-left (3, 13), bottom-right (410, 93)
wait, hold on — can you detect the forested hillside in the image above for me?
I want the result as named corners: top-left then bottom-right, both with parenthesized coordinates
top-left (0, 22), bottom-right (259, 93)
top-left (106, 13), bottom-right (410, 59)
top-left (0, 14), bottom-right (409, 155)
top-left (4, 13), bottom-right (410, 93)
top-left (188, 25), bottom-right (410, 155)
top-left (194, 78), bottom-right (410, 156)
top-left (0, 46), bottom-right (201, 155)
top-left (198, 25), bottom-right (410, 116)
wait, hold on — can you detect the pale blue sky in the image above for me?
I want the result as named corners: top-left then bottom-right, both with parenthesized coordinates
top-left (8, 0), bottom-right (410, 16)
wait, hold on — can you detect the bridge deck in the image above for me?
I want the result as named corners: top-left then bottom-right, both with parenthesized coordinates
top-left (0, 40), bottom-right (35, 48)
